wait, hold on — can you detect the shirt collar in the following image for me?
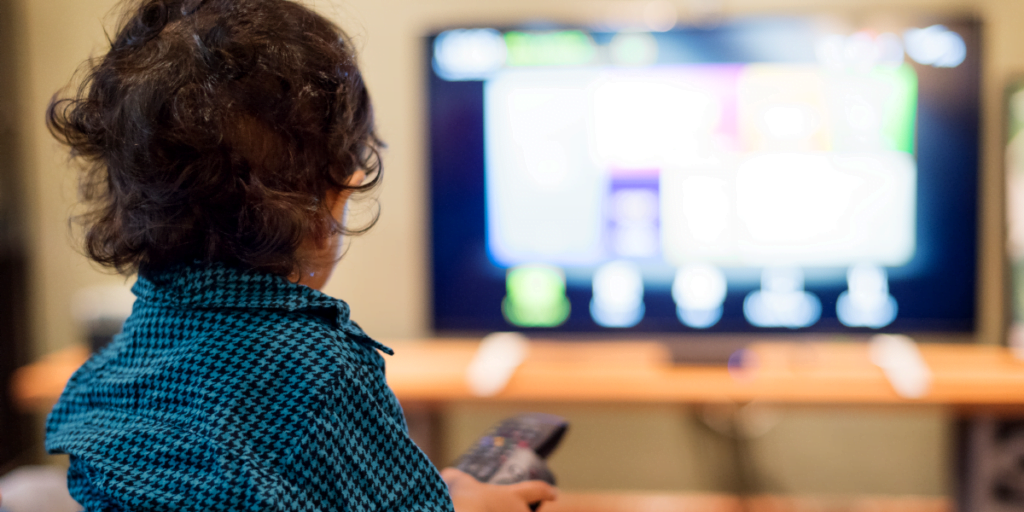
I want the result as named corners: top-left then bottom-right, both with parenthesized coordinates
top-left (133, 263), bottom-right (393, 355)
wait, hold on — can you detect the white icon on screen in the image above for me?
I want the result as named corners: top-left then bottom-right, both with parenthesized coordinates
top-left (744, 267), bottom-right (821, 328)
top-left (837, 264), bottom-right (898, 328)
top-left (904, 25), bottom-right (966, 69)
top-left (673, 264), bottom-right (727, 329)
top-left (433, 29), bottom-right (507, 81)
top-left (590, 261), bottom-right (646, 328)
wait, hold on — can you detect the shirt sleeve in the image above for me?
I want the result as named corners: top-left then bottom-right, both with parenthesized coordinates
top-left (281, 362), bottom-right (454, 512)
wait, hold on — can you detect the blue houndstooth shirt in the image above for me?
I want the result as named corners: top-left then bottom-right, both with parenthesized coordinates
top-left (46, 264), bottom-right (454, 512)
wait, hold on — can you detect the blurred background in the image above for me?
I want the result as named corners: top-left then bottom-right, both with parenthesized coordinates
top-left (3, 0), bottom-right (1024, 508)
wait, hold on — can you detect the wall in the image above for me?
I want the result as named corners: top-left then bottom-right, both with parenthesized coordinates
top-left (0, 0), bottom-right (34, 468)
top-left (11, 0), bottom-right (124, 359)
top-left (10, 0), bottom-right (1024, 495)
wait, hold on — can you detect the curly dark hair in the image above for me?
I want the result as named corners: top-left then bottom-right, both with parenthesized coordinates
top-left (48, 0), bottom-right (382, 277)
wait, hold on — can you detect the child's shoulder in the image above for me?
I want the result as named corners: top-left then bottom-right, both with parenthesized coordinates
top-left (128, 262), bottom-right (388, 369)
top-left (47, 298), bottom-right (387, 447)
top-left (124, 298), bottom-right (385, 391)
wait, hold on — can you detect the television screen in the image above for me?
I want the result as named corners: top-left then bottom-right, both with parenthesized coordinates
top-left (428, 17), bottom-right (979, 334)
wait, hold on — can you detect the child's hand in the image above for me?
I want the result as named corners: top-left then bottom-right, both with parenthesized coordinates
top-left (441, 468), bottom-right (557, 512)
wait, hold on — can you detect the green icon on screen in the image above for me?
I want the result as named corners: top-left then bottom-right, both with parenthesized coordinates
top-left (502, 265), bottom-right (571, 328)
top-left (504, 30), bottom-right (596, 68)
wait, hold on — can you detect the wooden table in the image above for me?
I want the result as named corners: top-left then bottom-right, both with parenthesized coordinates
top-left (13, 340), bottom-right (1024, 411)
top-left (384, 340), bottom-right (1024, 407)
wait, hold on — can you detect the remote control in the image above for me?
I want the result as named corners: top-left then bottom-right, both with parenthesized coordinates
top-left (454, 413), bottom-right (569, 511)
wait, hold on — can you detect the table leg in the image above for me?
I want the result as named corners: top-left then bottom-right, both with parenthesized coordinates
top-left (403, 401), bottom-right (447, 467)
top-left (955, 415), bottom-right (1024, 511)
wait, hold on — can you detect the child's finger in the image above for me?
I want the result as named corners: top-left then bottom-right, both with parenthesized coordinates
top-left (508, 480), bottom-right (557, 504)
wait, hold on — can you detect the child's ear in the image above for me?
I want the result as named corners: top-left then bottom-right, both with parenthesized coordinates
top-left (326, 170), bottom-right (367, 222)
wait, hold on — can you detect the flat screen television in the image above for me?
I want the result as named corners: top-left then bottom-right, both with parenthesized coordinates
top-left (427, 16), bottom-right (980, 335)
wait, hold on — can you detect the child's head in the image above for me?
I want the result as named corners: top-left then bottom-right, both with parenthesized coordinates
top-left (49, 0), bottom-right (381, 278)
